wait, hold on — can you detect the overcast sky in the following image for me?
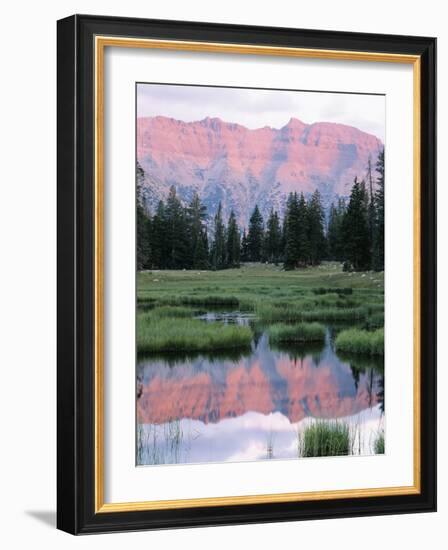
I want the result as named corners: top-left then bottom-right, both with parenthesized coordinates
top-left (137, 83), bottom-right (385, 142)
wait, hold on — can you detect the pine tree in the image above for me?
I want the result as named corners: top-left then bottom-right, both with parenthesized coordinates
top-left (226, 210), bottom-right (241, 267)
top-left (240, 229), bottom-right (249, 262)
top-left (296, 192), bottom-right (310, 265)
top-left (327, 198), bottom-right (346, 261)
top-left (136, 167), bottom-right (385, 273)
top-left (195, 229), bottom-right (209, 270)
top-left (210, 202), bottom-right (226, 269)
top-left (367, 156), bottom-right (376, 262)
top-left (136, 162), bottom-right (151, 270)
top-left (307, 190), bottom-right (326, 265)
top-left (283, 193), bottom-right (300, 269)
top-left (327, 202), bottom-right (339, 261)
top-left (165, 186), bottom-right (189, 269)
top-left (247, 205), bottom-right (264, 262)
top-left (187, 193), bottom-right (209, 269)
top-left (342, 177), bottom-right (371, 271)
top-left (337, 198), bottom-right (347, 259)
top-left (372, 148), bottom-right (385, 271)
top-left (151, 200), bottom-right (167, 268)
top-left (136, 203), bottom-right (149, 270)
top-left (264, 209), bottom-right (282, 264)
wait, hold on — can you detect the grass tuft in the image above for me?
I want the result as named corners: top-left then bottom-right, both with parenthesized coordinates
top-left (299, 421), bottom-right (350, 457)
top-left (335, 328), bottom-right (384, 355)
top-left (374, 431), bottom-right (385, 454)
top-left (301, 306), bottom-right (368, 322)
top-left (137, 316), bottom-right (252, 353)
top-left (268, 322), bottom-right (325, 343)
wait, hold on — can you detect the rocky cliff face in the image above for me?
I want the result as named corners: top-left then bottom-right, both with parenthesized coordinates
top-left (137, 115), bottom-right (383, 226)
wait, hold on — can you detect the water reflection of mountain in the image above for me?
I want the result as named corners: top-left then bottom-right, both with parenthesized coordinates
top-left (137, 332), bottom-right (383, 425)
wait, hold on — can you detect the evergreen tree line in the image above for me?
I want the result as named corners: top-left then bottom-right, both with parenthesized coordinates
top-left (327, 149), bottom-right (384, 271)
top-left (137, 149), bottom-right (384, 272)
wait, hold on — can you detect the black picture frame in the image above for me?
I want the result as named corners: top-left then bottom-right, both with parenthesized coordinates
top-left (57, 14), bottom-right (436, 535)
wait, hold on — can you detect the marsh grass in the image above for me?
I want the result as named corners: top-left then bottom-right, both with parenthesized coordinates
top-left (313, 287), bottom-right (353, 296)
top-left (255, 302), bottom-right (310, 322)
top-left (255, 303), bottom-right (368, 323)
top-left (137, 297), bottom-right (157, 309)
top-left (301, 306), bottom-right (368, 322)
top-left (137, 316), bottom-right (253, 353)
top-left (366, 311), bottom-right (384, 329)
top-left (136, 264), bottom-right (384, 352)
top-left (145, 305), bottom-right (196, 318)
top-left (298, 421), bottom-right (350, 457)
top-left (159, 294), bottom-right (240, 307)
top-left (136, 264), bottom-right (385, 463)
top-left (268, 322), bottom-right (325, 343)
top-left (137, 419), bottom-right (186, 465)
top-left (138, 266), bottom-right (383, 313)
top-left (374, 430), bottom-right (385, 454)
top-left (313, 293), bottom-right (358, 308)
top-left (266, 430), bottom-right (275, 459)
top-left (365, 302), bottom-right (385, 314)
top-left (335, 328), bottom-right (384, 355)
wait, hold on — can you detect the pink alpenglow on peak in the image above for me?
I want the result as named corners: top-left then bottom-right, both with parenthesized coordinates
top-left (137, 115), bottom-right (383, 227)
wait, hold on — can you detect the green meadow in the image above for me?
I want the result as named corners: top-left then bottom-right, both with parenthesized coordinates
top-left (137, 262), bottom-right (384, 354)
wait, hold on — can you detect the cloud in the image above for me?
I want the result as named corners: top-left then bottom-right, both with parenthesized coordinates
top-left (137, 83), bottom-right (385, 141)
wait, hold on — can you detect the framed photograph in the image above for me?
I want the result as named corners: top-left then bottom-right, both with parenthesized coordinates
top-left (57, 14), bottom-right (436, 534)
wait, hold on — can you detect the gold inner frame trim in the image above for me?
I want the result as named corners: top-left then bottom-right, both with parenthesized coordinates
top-left (94, 35), bottom-right (421, 514)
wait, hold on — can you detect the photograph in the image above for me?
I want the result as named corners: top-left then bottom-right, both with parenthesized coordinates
top-left (135, 83), bottom-right (386, 466)
top-left (52, 10), bottom-right (436, 536)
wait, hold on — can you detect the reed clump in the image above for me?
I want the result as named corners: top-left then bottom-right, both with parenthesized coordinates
top-left (374, 431), bottom-right (385, 454)
top-left (299, 421), bottom-right (350, 457)
top-left (137, 315), bottom-right (252, 353)
top-left (335, 328), bottom-right (384, 355)
top-left (268, 322), bottom-right (326, 343)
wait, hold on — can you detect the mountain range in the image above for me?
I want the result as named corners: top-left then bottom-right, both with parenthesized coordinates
top-left (137, 115), bottom-right (383, 227)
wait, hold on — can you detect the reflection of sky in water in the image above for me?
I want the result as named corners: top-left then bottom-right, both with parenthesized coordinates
top-left (138, 405), bottom-right (384, 465)
top-left (137, 322), bottom-right (384, 465)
